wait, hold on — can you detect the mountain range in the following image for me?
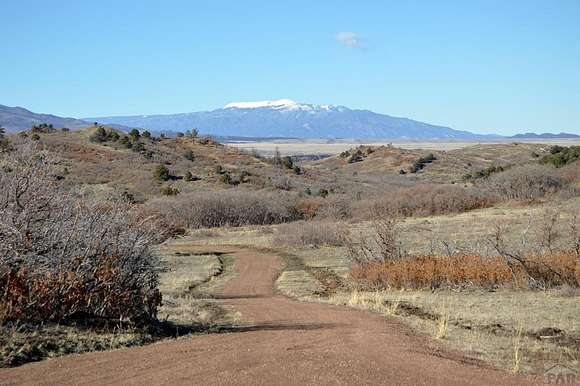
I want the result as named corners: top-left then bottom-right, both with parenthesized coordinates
top-left (1, 101), bottom-right (578, 140)
top-left (86, 99), bottom-right (487, 139)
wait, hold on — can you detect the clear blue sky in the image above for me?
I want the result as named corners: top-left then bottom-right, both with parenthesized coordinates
top-left (2, 0), bottom-right (579, 135)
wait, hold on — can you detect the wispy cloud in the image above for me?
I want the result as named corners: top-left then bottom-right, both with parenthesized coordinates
top-left (335, 31), bottom-right (363, 49)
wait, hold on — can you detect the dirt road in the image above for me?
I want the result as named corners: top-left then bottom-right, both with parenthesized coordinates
top-left (1, 247), bottom-right (538, 385)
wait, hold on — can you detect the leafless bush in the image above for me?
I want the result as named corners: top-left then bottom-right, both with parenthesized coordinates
top-left (344, 217), bottom-right (406, 264)
top-left (482, 164), bottom-right (568, 200)
top-left (0, 145), bottom-right (163, 325)
top-left (274, 221), bottom-right (346, 248)
top-left (355, 184), bottom-right (493, 220)
top-left (316, 195), bottom-right (352, 220)
top-left (488, 212), bottom-right (580, 289)
top-left (149, 189), bottom-right (302, 229)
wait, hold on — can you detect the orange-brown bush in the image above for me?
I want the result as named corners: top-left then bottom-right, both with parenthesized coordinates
top-left (295, 196), bottom-right (325, 219)
top-left (0, 145), bottom-right (163, 326)
top-left (350, 252), bottom-right (579, 290)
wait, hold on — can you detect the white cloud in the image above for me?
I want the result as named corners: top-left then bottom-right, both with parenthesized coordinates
top-left (335, 31), bottom-right (363, 49)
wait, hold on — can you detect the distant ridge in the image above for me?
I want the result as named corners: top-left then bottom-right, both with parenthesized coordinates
top-left (0, 104), bottom-right (89, 132)
top-left (509, 132), bottom-right (580, 139)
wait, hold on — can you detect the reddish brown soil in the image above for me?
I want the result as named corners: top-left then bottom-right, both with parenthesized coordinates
top-left (0, 247), bottom-right (539, 385)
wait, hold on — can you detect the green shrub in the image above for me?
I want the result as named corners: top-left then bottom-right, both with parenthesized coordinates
top-left (129, 129), bottom-right (141, 141)
top-left (153, 164), bottom-right (171, 181)
top-left (541, 146), bottom-right (580, 168)
top-left (184, 150), bottom-right (195, 162)
top-left (410, 153), bottom-right (437, 173)
top-left (0, 127), bottom-right (9, 151)
top-left (161, 185), bottom-right (180, 196)
top-left (89, 126), bottom-right (109, 143)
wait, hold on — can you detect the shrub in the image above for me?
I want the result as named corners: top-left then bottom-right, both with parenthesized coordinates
top-left (359, 184), bottom-right (493, 219)
top-left (129, 129), bottom-right (141, 141)
top-left (161, 185), bottom-right (180, 196)
top-left (281, 156), bottom-right (294, 169)
top-left (483, 164), bottom-right (567, 200)
top-left (149, 190), bottom-right (302, 228)
top-left (270, 174), bottom-right (292, 190)
top-left (90, 127), bottom-right (120, 143)
top-left (184, 150), bottom-right (195, 162)
top-left (349, 252), bottom-right (579, 290)
top-left (542, 145), bottom-right (580, 167)
top-left (344, 218), bottom-right (405, 264)
top-left (219, 172), bottom-right (235, 185)
top-left (0, 127), bottom-right (9, 151)
top-left (119, 136), bottom-right (132, 148)
top-left (348, 149), bottom-right (364, 163)
top-left (132, 142), bottom-right (146, 153)
top-left (31, 123), bottom-right (55, 133)
top-left (0, 145), bottom-right (164, 325)
top-left (274, 221), bottom-right (346, 248)
top-left (316, 195), bottom-right (352, 220)
top-left (89, 126), bottom-right (109, 143)
top-left (295, 196), bottom-right (325, 219)
top-left (464, 165), bottom-right (509, 181)
top-left (153, 164), bottom-right (170, 181)
top-left (409, 153), bottom-right (436, 173)
top-left (187, 128), bottom-right (199, 139)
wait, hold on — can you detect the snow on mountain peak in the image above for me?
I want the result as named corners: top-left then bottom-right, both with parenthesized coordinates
top-left (223, 99), bottom-right (340, 112)
top-left (224, 99), bottom-right (298, 110)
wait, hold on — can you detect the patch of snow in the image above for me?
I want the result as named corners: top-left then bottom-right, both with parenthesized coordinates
top-left (224, 99), bottom-right (298, 110)
top-left (224, 99), bottom-right (339, 112)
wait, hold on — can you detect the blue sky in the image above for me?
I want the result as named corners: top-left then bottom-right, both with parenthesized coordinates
top-left (1, 0), bottom-right (579, 135)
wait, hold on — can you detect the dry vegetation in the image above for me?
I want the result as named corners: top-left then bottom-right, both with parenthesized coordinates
top-left (2, 126), bottom-right (580, 374)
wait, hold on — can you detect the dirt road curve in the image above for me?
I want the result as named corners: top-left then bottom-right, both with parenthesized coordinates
top-left (1, 247), bottom-right (538, 385)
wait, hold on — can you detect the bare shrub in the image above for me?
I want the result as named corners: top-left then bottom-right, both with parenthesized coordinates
top-left (355, 184), bottom-right (493, 220)
top-left (344, 217), bottom-right (406, 264)
top-left (489, 218), bottom-right (580, 289)
top-left (149, 190), bottom-right (302, 229)
top-left (316, 195), bottom-right (352, 220)
top-left (274, 221), bottom-right (346, 248)
top-left (482, 164), bottom-right (568, 200)
top-left (0, 145), bottom-right (163, 325)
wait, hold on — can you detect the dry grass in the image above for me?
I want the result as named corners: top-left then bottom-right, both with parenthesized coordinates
top-left (321, 289), bottom-right (579, 374)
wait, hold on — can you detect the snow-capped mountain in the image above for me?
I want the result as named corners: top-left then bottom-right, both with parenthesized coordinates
top-left (88, 99), bottom-right (485, 139)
